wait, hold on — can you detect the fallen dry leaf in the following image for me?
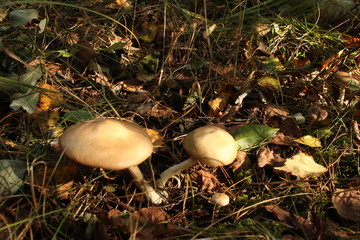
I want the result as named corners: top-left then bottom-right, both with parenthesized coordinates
top-left (265, 204), bottom-right (316, 238)
top-left (257, 147), bottom-right (284, 168)
top-left (294, 135), bottom-right (322, 148)
top-left (208, 94), bottom-right (230, 117)
top-left (136, 206), bottom-right (169, 223)
top-left (230, 150), bottom-right (251, 172)
top-left (146, 128), bottom-right (165, 149)
top-left (273, 152), bottom-right (327, 178)
top-left (332, 188), bottom-right (360, 221)
top-left (197, 170), bottom-right (221, 191)
top-left (264, 104), bottom-right (289, 119)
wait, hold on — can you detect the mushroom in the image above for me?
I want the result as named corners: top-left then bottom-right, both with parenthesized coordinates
top-left (211, 192), bottom-right (230, 207)
top-left (307, 105), bottom-right (328, 130)
top-left (157, 125), bottom-right (238, 188)
top-left (59, 118), bottom-right (165, 204)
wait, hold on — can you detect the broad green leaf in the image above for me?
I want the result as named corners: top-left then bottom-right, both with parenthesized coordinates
top-left (0, 159), bottom-right (27, 196)
top-left (10, 91), bottom-right (39, 114)
top-left (8, 9), bottom-right (38, 27)
top-left (294, 135), bottom-right (322, 147)
top-left (233, 124), bottom-right (279, 150)
top-left (63, 110), bottom-right (93, 122)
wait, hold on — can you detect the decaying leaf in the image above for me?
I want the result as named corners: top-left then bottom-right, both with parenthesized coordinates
top-left (333, 71), bottom-right (360, 91)
top-left (208, 94), bottom-right (230, 117)
top-left (136, 22), bottom-right (159, 43)
top-left (230, 150), bottom-right (251, 172)
top-left (265, 204), bottom-right (316, 238)
top-left (197, 170), bottom-right (220, 191)
top-left (257, 76), bottom-right (281, 92)
top-left (257, 147), bottom-right (284, 168)
top-left (332, 188), bottom-right (360, 221)
top-left (264, 104), bottom-right (289, 118)
top-left (273, 152), bottom-right (327, 178)
top-left (136, 206), bottom-right (169, 222)
top-left (294, 135), bottom-right (322, 148)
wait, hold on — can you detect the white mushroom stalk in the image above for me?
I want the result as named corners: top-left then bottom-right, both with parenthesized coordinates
top-left (157, 125), bottom-right (238, 189)
top-left (59, 118), bottom-right (166, 204)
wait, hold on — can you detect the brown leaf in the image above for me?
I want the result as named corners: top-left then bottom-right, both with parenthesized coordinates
top-left (75, 39), bottom-right (95, 66)
top-left (273, 152), bottom-right (327, 179)
top-left (265, 204), bottom-right (316, 238)
top-left (264, 104), bottom-right (289, 119)
top-left (332, 188), bottom-right (360, 221)
top-left (257, 147), bottom-right (284, 168)
top-left (136, 207), bottom-right (169, 223)
top-left (208, 94), bottom-right (230, 117)
top-left (197, 170), bottom-right (220, 191)
top-left (230, 150), bottom-right (251, 172)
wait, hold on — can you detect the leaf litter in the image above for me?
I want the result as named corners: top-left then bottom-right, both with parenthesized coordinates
top-left (0, 1), bottom-right (360, 239)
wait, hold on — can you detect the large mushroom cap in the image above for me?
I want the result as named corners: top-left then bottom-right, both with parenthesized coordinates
top-left (59, 118), bottom-right (153, 170)
top-left (182, 126), bottom-right (238, 167)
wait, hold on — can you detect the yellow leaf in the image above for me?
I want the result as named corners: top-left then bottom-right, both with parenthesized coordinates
top-left (257, 76), bottom-right (281, 92)
top-left (294, 135), bottom-right (322, 147)
top-left (145, 128), bottom-right (165, 148)
top-left (37, 83), bottom-right (63, 111)
top-left (274, 152), bottom-right (327, 178)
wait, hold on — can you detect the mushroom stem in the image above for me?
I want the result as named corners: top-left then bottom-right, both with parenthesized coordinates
top-left (157, 158), bottom-right (197, 188)
top-left (128, 166), bottom-right (165, 205)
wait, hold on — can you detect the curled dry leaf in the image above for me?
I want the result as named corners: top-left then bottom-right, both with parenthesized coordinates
top-left (332, 188), bottom-right (360, 221)
top-left (257, 147), bottom-right (284, 168)
top-left (208, 94), bottom-right (230, 117)
top-left (265, 204), bottom-right (316, 238)
top-left (230, 150), bottom-right (251, 172)
top-left (145, 128), bottom-right (165, 149)
top-left (264, 104), bottom-right (289, 119)
top-left (197, 170), bottom-right (221, 191)
top-left (273, 152), bottom-right (327, 179)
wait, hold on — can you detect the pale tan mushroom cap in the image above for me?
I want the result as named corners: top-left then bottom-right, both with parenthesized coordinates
top-left (211, 193), bottom-right (230, 207)
top-left (59, 119), bottom-right (153, 170)
top-left (183, 126), bottom-right (238, 167)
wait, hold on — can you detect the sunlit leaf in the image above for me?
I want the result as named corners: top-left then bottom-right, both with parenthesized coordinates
top-left (294, 135), bottom-right (322, 147)
top-left (0, 159), bottom-right (27, 196)
top-left (257, 76), bottom-right (281, 92)
top-left (233, 124), bottom-right (279, 150)
top-left (260, 56), bottom-right (284, 73)
top-left (8, 9), bottom-right (38, 27)
top-left (274, 152), bottom-right (327, 178)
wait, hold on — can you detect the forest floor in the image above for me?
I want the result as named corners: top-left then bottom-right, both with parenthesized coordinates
top-left (1, 0), bottom-right (360, 239)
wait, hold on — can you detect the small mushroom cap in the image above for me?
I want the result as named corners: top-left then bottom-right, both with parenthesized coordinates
top-left (211, 193), bottom-right (230, 207)
top-left (59, 119), bottom-right (153, 170)
top-left (308, 105), bottom-right (328, 121)
top-left (183, 126), bottom-right (238, 167)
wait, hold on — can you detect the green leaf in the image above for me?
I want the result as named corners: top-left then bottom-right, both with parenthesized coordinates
top-left (63, 110), bottom-right (93, 122)
top-left (0, 159), bottom-right (27, 196)
top-left (10, 91), bottom-right (39, 114)
top-left (39, 18), bottom-right (47, 33)
top-left (233, 124), bottom-right (279, 150)
top-left (8, 9), bottom-right (38, 27)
